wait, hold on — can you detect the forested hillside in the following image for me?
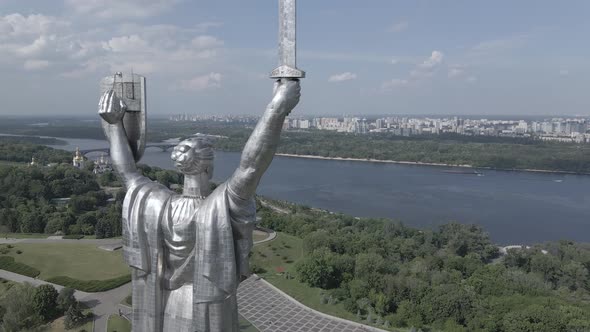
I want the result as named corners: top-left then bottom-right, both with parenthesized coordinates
top-left (258, 202), bottom-right (590, 332)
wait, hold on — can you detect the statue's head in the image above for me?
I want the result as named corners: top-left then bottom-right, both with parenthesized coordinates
top-left (171, 137), bottom-right (214, 178)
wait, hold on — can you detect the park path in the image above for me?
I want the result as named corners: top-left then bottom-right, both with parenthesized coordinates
top-left (237, 276), bottom-right (388, 332)
top-left (0, 268), bottom-right (130, 332)
top-left (0, 237), bottom-right (122, 245)
top-left (0, 269), bottom-right (90, 300)
top-left (78, 282), bottom-right (132, 332)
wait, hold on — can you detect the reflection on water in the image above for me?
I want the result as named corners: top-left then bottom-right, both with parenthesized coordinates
top-left (48, 136), bottom-right (590, 245)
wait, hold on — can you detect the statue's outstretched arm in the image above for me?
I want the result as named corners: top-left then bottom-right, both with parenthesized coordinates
top-left (228, 79), bottom-right (301, 199)
top-left (99, 90), bottom-right (145, 187)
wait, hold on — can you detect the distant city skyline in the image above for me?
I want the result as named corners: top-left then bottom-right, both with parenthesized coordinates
top-left (0, 0), bottom-right (589, 116)
top-left (168, 113), bottom-right (590, 143)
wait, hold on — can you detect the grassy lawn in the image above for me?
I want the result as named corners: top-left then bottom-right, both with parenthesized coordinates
top-left (107, 314), bottom-right (131, 332)
top-left (0, 278), bottom-right (17, 298)
top-left (5, 243), bottom-right (129, 280)
top-left (121, 292), bottom-right (132, 306)
top-left (0, 233), bottom-right (49, 239)
top-left (251, 232), bottom-right (401, 330)
top-left (251, 233), bottom-right (357, 322)
top-left (239, 315), bottom-right (259, 332)
top-left (45, 315), bottom-right (93, 332)
top-left (251, 232), bottom-right (303, 274)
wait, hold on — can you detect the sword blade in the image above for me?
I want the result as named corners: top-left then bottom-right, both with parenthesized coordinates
top-left (278, 0), bottom-right (297, 68)
top-left (271, 0), bottom-right (305, 78)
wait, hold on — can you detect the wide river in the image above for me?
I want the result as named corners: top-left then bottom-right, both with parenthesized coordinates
top-left (47, 137), bottom-right (589, 245)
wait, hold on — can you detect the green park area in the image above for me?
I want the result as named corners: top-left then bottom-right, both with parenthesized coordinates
top-left (107, 315), bottom-right (131, 332)
top-left (250, 233), bottom-right (364, 325)
top-left (0, 243), bottom-right (130, 292)
top-left (4, 243), bottom-right (128, 280)
top-left (1, 233), bottom-right (52, 239)
top-left (47, 315), bottom-right (93, 332)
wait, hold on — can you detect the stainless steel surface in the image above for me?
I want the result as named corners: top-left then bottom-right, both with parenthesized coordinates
top-left (100, 72), bottom-right (147, 162)
top-left (270, 0), bottom-right (305, 78)
top-left (99, 77), bottom-right (301, 331)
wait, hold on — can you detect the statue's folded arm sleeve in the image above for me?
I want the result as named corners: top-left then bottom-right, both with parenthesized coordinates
top-left (226, 184), bottom-right (257, 277)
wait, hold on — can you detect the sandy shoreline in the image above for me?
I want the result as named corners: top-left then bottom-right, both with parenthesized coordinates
top-left (275, 153), bottom-right (590, 176)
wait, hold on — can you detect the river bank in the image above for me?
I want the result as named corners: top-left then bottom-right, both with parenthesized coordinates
top-left (4, 133), bottom-right (586, 244)
top-left (276, 153), bottom-right (590, 176)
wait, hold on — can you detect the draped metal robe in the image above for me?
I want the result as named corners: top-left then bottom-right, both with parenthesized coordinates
top-left (122, 178), bottom-right (256, 332)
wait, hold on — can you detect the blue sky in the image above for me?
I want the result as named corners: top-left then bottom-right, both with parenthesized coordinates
top-left (0, 0), bottom-right (589, 116)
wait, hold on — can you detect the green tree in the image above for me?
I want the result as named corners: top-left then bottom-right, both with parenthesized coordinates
top-left (295, 248), bottom-right (337, 289)
top-left (64, 305), bottom-right (86, 329)
top-left (0, 283), bottom-right (41, 331)
top-left (33, 284), bottom-right (58, 321)
top-left (502, 305), bottom-right (566, 332)
top-left (57, 287), bottom-right (77, 313)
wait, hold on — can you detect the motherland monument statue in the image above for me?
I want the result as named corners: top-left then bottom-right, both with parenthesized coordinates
top-left (98, 1), bottom-right (303, 330)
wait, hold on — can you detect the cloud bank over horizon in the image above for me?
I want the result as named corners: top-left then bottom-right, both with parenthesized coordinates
top-left (0, 0), bottom-right (588, 116)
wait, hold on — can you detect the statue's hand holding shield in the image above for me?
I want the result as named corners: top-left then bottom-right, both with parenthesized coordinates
top-left (99, 73), bottom-right (147, 163)
top-left (99, 90), bottom-right (127, 124)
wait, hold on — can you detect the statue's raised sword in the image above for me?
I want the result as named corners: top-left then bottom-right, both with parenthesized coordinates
top-left (270, 0), bottom-right (305, 79)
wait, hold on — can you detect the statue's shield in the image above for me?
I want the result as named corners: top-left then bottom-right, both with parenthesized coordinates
top-left (100, 73), bottom-right (147, 162)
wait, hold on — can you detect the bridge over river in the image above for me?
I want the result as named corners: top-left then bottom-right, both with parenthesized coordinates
top-left (80, 143), bottom-right (176, 156)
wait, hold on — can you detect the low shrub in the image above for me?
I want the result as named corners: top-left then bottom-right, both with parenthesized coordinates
top-left (0, 256), bottom-right (40, 277)
top-left (63, 234), bottom-right (85, 240)
top-left (47, 274), bottom-right (131, 292)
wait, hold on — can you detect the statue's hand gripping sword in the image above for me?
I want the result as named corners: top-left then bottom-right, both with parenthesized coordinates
top-left (270, 0), bottom-right (305, 79)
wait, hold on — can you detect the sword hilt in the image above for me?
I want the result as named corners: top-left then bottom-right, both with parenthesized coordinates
top-left (270, 65), bottom-right (305, 79)
top-left (270, 0), bottom-right (305, 79)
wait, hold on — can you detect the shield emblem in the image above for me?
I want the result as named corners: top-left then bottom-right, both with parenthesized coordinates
top-left (100, 73), bottom-right (147, 162)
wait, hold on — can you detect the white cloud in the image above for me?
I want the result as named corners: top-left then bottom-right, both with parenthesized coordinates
top-left (23, 59), bottom-right (50, 70)
top-left (559, 69), bottom-right (569, 76)
top-left (64, 0), bottom-right (181, 20)
top-left (176, 72), bottom-right (222, 91)
top-left (0, 13), bottom-right (69, 40)
top-left (466, 76), bottom-right (477, 83)
top-left (381, 79), bottom-right (408, 91)
top-left (0, 12), bottom-right (227, 84)
top-left (104, 35), bottom-right (149, 53)
top-left (388, 21), bottom-right (409, 33)
top-left (328, 72), bottom-right (357, 82)
top-left (420, 50), bottom-right (444, 69)
top-left (391, 58), bottom-right (398, 65)
top-left (400, 50), bottom-right (445, 81)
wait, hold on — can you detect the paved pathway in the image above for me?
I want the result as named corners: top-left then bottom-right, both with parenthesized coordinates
top-left (0, 237), bottom-right (122, 245)
top-left (79, 282), bottom-right (132, 332)
top-left (237, 276), bottom-right (388, 332)
top-left (253, 227), bottom-right (277, 245)
top-left (0, 269), bottom-right (90, 301)
top-left (0, 268), bottom-right (131, 332)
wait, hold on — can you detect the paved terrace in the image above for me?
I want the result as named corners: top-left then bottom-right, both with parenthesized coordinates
top-left (238, 276), bottom-right (387, 332)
